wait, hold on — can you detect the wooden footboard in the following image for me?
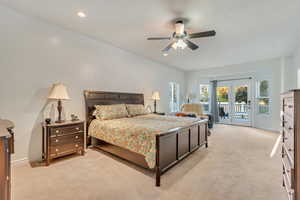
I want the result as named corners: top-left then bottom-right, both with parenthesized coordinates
top-left (155, 121), bottom-right (208, 186)
top-left (91, 121), bottom-right (208, 187)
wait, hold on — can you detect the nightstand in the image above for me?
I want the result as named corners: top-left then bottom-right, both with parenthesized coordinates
top-left (42, 120), bottom-right (85, 166)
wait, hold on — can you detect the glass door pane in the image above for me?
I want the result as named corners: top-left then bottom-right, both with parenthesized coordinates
top-left (217, 84), bottom-right (231, 124)
top-left (232, 80), bottom-right (251, 126)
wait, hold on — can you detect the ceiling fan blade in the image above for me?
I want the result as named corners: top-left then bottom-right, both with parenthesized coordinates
top-left (162, 41), bottom-right (176, 52)
top-left (188, 30), bottom-right (216, 39)
top-left (185, 40), bottom-right (199, 50)
top-left (147, 37), bottom-right (171, 40)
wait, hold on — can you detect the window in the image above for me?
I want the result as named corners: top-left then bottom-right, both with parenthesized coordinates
top-left (199, 84), bottom-right (210, 112)
top-left (169, 82), bottom-right (180, 112)
top-left (256, 80), bottom-right (270, 114)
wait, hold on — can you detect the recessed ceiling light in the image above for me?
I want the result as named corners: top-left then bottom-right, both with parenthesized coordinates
top-left (163, 53), bottom-right (168, 56)
top-left (77, 11), bottom-right (86, 18)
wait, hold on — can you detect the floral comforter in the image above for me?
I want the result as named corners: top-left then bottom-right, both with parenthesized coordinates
top-left (88, 114), bottom-right (202, 168)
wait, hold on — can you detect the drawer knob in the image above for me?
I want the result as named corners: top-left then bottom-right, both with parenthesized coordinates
top-left (76, 127), bottom-right (80, 130)
top-left (55, 149), bottom-right (59, 152)
top-left (288, 148), bottom-right (293, 152)
top-left (75, 136), bottom-right (79, 139)
top-left (75, 144), bottom-right (79, 147)
top-left (289, 127), bottom-right (293, 130)
top-left (55, 130), bottom-right (59, 133)
top-left (55, 139), bottom-right (59, 142)
top-left (288, 105), bottom-right (293, 109)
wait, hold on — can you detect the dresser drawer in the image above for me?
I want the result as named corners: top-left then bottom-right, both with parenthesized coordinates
top-left (283, 114), bottom-right (294, 129)
top-left (282, 150), bottom-right (295, 189)
top-left (283, 144), bottom-right (294, 166)
top-left (50, 124), bottom-right (84, 137)
top-left (50, 133), bottom-right (83, 146)
top-left (283, 97), bottom-right (294, 117)
top-left (283, 130), bottom-right (294, 153)
top-left (283, 172), bottom-right (295, 200)
top-left (50, 142), bottom-right (83, 158)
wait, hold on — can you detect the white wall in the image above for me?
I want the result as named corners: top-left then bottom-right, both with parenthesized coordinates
top-left (281, 56), bottom-right (297, 91)
top-left (185, 58), bottom-right (288, 132)
top-left (0, 6), bottom-right (185, 162)
top-left (293, 46), bottom-right (300, 88)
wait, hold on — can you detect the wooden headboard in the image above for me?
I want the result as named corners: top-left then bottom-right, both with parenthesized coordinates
top-left (84, 90), bottom-right (144, 127)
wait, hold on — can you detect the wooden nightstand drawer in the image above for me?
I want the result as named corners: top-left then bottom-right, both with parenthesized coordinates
top-left (50, 142), bottom-right (83, 158)
top-left (50, 133), bottom-right (83, 146)
top-left (50, 123), bottom-right (84, 137)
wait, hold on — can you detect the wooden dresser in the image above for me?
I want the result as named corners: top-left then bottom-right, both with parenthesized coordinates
top-left (0, 120), bottom-right (14, 200)
top-left (42, 120), bottom-right (85, 166)
top-left (281, 89), bottom-right (300, 200)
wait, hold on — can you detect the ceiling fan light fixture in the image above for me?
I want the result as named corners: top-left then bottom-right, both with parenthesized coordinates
top-left (172, 39), bottom-right (187, 50)
top-left (175, 21), bottom-right (184, 35)
top-left (177, 39), bottom-right (187, 49)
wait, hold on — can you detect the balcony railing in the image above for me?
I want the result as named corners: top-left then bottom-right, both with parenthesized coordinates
top-left (218, 102), bottom-right (249, 120)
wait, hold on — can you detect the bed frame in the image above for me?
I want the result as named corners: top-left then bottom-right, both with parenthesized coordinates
top-left (84, 90), bottom-right (208, 186)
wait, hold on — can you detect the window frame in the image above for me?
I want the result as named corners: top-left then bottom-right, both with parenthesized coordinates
top-left (169, 82), bottom-right (180, 112)
top-left (199, 84), bottom-right (210, 113)
top-left (256, 79), bottom-right (271, 115)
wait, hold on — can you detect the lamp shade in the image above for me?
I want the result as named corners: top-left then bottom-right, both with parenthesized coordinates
top-left (152, 91), bottom-right (160, 100)
top-left (48, 83), bottom-right (70, 100)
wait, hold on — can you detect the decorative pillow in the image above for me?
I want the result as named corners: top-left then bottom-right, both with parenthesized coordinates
top-left (126, 104), bottom-right (149, 116)
top-left (93, 104), bottom-right (129, 120)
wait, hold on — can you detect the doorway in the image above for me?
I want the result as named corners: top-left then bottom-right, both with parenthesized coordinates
top-left (216, 79), bottom-right (252, 126)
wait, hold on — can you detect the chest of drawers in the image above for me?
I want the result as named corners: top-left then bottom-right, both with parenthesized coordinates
top-left (281, 90), bottom-right (300, 200)
top-left (43, 121), bottom-right (85, 166)
top-left (0, 121), bottom-right (14, 200)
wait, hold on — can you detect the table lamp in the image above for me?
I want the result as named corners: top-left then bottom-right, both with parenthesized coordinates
top-left (152, 91), bottom-right (160, 113)
top-left (48, 83), bottom-right (70, 123)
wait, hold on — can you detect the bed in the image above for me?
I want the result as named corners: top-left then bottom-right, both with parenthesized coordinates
top-left (84, 91), bottom-right (208, 186)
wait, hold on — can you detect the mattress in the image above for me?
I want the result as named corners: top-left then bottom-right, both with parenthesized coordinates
top-left (88, 114), bottom-right (202, 168)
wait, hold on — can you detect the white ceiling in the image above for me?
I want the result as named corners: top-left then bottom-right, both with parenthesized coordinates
top-left (1, 0), bottom-right (300, 71)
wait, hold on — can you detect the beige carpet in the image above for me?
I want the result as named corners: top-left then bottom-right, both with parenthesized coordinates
top-left (12, 124), bottom-right (286, 200)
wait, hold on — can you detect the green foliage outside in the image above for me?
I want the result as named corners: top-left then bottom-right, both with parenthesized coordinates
top-left (235, 86), bottom-right (247, 103)
top-left (217, 87), bottom-right (228, 102)
top-left (259, 80), bottom-right (269, 97)
top-left (217, 86), bottom-right (248, 103)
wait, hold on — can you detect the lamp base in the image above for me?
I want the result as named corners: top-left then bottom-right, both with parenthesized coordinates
top-left (56, 99), bottom-right (64, 124)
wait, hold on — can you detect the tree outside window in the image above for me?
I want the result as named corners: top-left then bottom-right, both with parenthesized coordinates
top-left (217, 87), bottom-right (229, 102)
top-left (235, 86), bottom-right (248, 103)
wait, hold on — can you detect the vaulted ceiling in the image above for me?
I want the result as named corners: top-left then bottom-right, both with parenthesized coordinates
top-left (1, 0), bottom-right (300, 70)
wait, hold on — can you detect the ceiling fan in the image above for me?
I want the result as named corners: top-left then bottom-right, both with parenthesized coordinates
top-left (147, 20), bottom-right (216, 53)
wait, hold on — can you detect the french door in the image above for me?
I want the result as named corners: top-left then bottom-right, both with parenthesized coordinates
top-left (216, 79), bottom-right (252, 126)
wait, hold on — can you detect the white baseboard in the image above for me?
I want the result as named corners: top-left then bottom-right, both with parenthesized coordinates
top-left (11, 157), bottom-right (29, 167)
